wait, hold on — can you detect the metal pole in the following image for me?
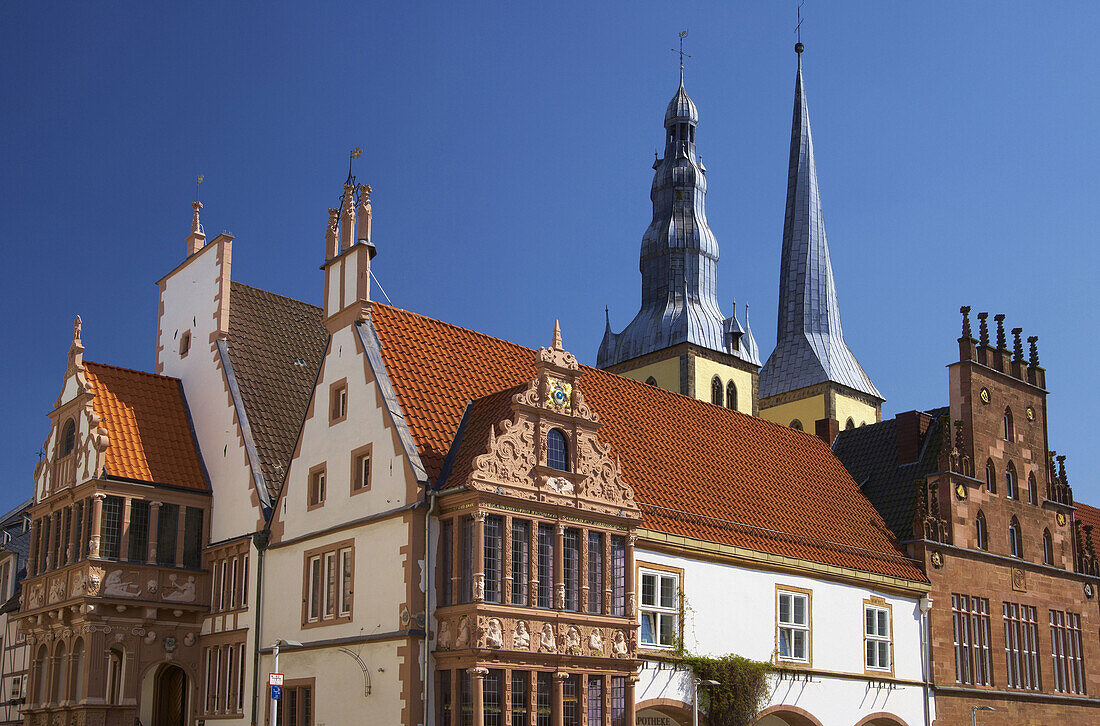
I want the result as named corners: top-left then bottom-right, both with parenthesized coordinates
top-left (692, 679), bottom-right (698, 726)
top-left (272, 642), bottom-right (280, 726)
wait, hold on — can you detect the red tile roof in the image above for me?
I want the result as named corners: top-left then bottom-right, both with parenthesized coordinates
top-left (369, 304), bottom-right (926, 583)
top-left (84, 362), bottom-right (208, 491)
top-left (1076, 502), bottom-right (1100, 534)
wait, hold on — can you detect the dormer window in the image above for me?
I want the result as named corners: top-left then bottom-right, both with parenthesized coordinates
top-left (60, 419), bottom-right (76, 457)
top-left (547, 429), bottom-right (569, 472)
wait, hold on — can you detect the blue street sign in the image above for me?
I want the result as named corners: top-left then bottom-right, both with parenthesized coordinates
top-left (271, 685), bottom-right (282, 700)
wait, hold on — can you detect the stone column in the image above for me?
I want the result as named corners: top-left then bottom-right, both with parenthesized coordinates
top-left (502, 516), bottom-right (513, 606)
top-left (67, 504), bottom-right (79, 565)
top-left (469, 667), bottom-right (487, 726)
top-left (580, 529), bottom-right (590, 613)
top-left (625, 534), bottom-right (638, 619)
top-left (147, 502), bottom-right (162, 564)
top-left (120, 498), bottom-right (132, 560)
top-left (44, 512), bottom-right (56, 571)
top-left (553, 672), bottom-right (566, 726)
top-left (555, 523), bottom-right (565, 610)
top-left (473, 511), bottom-right (486, 602)
top-left (27, 520), bottom-right (39, 577)
top-left (89, 493), bottom-right (106, 558)
top-left (625, 675), bottom-right (638, 726)
top-left (450, 516), bottom-right (461, 604)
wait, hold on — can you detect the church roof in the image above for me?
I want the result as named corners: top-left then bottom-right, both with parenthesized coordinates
top-left (84, 362), bottom-right (208, 491)
top-left (832, 408), bottom-right (948, 542)
top-left (369, 302), bottom-right (924, 583)
top-left (225, 281), bottom-right (328, 503)
top-left (759, 50), bottom-right (881, 401)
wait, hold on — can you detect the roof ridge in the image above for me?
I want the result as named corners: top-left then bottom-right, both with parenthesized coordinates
top-left (375, 304), bottom-right (820, 441)
top-left (85, 360), bottom-right (182, 383)
top-left (230, 280), bottom-right (322, 312)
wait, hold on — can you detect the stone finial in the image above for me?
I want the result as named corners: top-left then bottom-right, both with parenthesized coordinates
top-left (73, 315), bottom-right (82, 344)
top-left (994, 314), bottom-right (1007, 350)
top-left (1057, 455), bottom-right (1068, 486)
top-left (1012, 328), bottom-right (1024, 362)
top-left (960, 306), bottom-right (972, 339)
top-left (190, 201), bottom-right (203, 234)
top-left (68, 315), bottom-right (86, 374)
top-left (356, 184), bottom-right (372, 244)
top-left (552, 320), bottom-right (563, 350)
top-left (325, 208), bottom-right (339, 260)
top-left (1028, 336), bottom-right (1039, 367)
top-left (977, 312), bottom-right (989, 347)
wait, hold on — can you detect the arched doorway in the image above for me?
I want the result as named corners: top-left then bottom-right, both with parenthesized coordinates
top-left (154, 665), bottom-right (187, 726)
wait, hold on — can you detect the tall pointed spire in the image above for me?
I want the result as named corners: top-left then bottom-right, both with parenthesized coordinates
top-left (759, 44), bottom-right (881, 401)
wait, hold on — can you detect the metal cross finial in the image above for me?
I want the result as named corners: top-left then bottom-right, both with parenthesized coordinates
top-left (796, 1), bottom-right (805, 53)
top-left (672, 30), bottom-right (690, 81)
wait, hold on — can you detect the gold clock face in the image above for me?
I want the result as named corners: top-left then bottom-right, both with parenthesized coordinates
top-left (1026, 407), bottom-right (1035, 422)
top-left (547, 379), bottom-right (572, 408)
top-left (979, 388), bottom-right (990, 404)
top-left (955, 483), bottom-right (967, 500)
top-left (1057, 512), bottom-right (1067, 526)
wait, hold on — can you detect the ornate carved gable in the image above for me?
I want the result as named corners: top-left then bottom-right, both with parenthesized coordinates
top-left (468, 322), bottom-right (639, 518)
top-left (36, 318), bottom-right (108, 500)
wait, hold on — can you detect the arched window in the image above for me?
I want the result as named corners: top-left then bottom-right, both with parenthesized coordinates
top-left (546, 429), bottom-right (569, 472)
top-left (790, 420), bottom-right (803, 431)
top-left (1008, 517), bottom-right (1022, 558)
top-left (1006, 463), bottom-right (1018, 500)
top-left (1028, 472), bottom-right (1038, 505)
top-left (106, 648), bottom-right (123, 705)
top-left (1043, 529), bottom-right (1054, 566)
top-left (975, 511), bottom-right (988, 551)
top-left (52, 641), bottom-right (66, 704)
top-left (845, 418), bottom-right (856, 430)
top-left (645, 376), bottom-right (657, 386)
top-left (725, 381), bottom-right (737, 411)
top-left (60, 419), bottom-right (76, 457)
top-left (985, 460), bottom-right (997, 494)
top-left (70, 638), bottom-right (85, 702)
top-left (1003, 407), bottom-right (1014, 442)
top-left (33, 644), bottom-right (48, 706)
top-left (711, 376), bottom-right (723, 406)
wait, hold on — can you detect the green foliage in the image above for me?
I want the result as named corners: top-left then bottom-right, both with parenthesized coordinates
top-left (676, 653), bottom-right (774, 726)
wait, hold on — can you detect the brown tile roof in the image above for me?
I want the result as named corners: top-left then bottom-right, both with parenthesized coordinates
top-left (84, 362), bottom-right (208, 491)
top-left (226, 282), bottom-right (327, 502)
top-left (1075, 502), bottom-right (1100, 534)
top-left (369, 304), bottom-right (926, 583)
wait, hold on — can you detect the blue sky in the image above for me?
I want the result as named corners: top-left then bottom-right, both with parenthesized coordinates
top-left (2, 2), bottom-right (1097, 510)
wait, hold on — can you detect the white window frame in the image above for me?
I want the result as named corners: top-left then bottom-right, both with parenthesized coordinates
top-left (307, 556), bottom-right (321, 622)
top-left (339, 547), bottom-right (353, 616)
top-left (864, 604), bottom-right (891, 671)
top-left (324, 551), bottom-right (337, 619)
top-left (638, 569), bottom-right (679, 649)
top-left (356, 452), bottom-right (371, 491)
top-left (777, 590), bottom-right (810, 663)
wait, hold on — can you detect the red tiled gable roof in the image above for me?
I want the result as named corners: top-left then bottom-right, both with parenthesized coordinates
top-left (84, 362), bottom-right (208, 491)
top-left (369, 304), bottom-right (926, 583)
top-left (1076, 502), bottom-right (1100, 534)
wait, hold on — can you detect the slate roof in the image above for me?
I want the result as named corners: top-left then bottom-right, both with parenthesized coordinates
top-left (832, 408), bottom-right (949, 542)
top-left (84, 362), bottom-right (208, 491)
top-left (225, 282), bottom-right (328, 502)
top-left (759, 51), bottom-right (881, 401)
top-left (370, 303), bottom-right (925, 583)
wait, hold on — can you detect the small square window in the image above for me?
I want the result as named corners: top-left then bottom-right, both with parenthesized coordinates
top-left (777, 589), bottom-right (811, 662)
top-left (331, 386), bottom-right (347, 421)
top-left (309, 468), bottom-right (326, 508)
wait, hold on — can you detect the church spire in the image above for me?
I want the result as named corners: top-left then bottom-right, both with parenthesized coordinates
top-left (759, 43), bottom-right (881, 402)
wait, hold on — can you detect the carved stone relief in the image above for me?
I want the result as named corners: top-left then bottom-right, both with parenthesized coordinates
top-left (539, 623), bottom-right (556, 652)
top-left (512, 620), bottom-right (530, 650)
top-left (437, 619), bottom-right (452, 650)
top-left (454, 615), bottom-right (470, 649)
top-left (162, 574), bottom-right (196, 602)
top-left (103, 570), bottom-right (141, 598)
top-left (589, 628), bottom-right (604, 655)
top-left (611, 630), bottom-right (629, 658)
top-left (484, 618), bottom-right (503, 649)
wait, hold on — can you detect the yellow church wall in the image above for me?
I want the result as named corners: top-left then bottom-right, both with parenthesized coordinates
top-left (835, 394), bottom-right (879, 429)
top-left (693, 357), bottom-right (755, 415)
top-left (759, 394), bottom-right (826, 431)
top-left (619, 356), bottom-right (680, 394)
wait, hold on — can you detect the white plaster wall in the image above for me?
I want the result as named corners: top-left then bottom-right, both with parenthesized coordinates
top-left (278, 324), bottom-right (416, 542)
top-left (259, 640), bottom-right (403, 726)
top-left (635, 547), bottom-right (928, 726)
top-left (156, 241), bottom-right (258, 542)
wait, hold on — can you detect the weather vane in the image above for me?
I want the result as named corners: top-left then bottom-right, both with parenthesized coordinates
top-left (796, 1), bottom-right (805, 51)
top-left (195, 174), bottom-right (204, 201)
top-left (672, 30), bottom-right (691, 76)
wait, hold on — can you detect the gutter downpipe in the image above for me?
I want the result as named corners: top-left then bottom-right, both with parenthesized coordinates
top-left (422, 488), bottom-right (436, 726)
top-left (920, 595), bottom-right (933, 726)
top-left (250, 528), bottom-right (270, 726)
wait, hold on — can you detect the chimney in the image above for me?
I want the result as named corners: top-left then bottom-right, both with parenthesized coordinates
top-left (815, 417), bottom-right (840, 445)
top-left (896, 411), bottom-right (933, 464)
top-left (185, 201), bottom-right (206, 257)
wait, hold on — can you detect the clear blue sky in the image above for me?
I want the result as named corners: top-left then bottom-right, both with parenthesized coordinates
top-left (2, 2), bottom-right (1098, 511)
